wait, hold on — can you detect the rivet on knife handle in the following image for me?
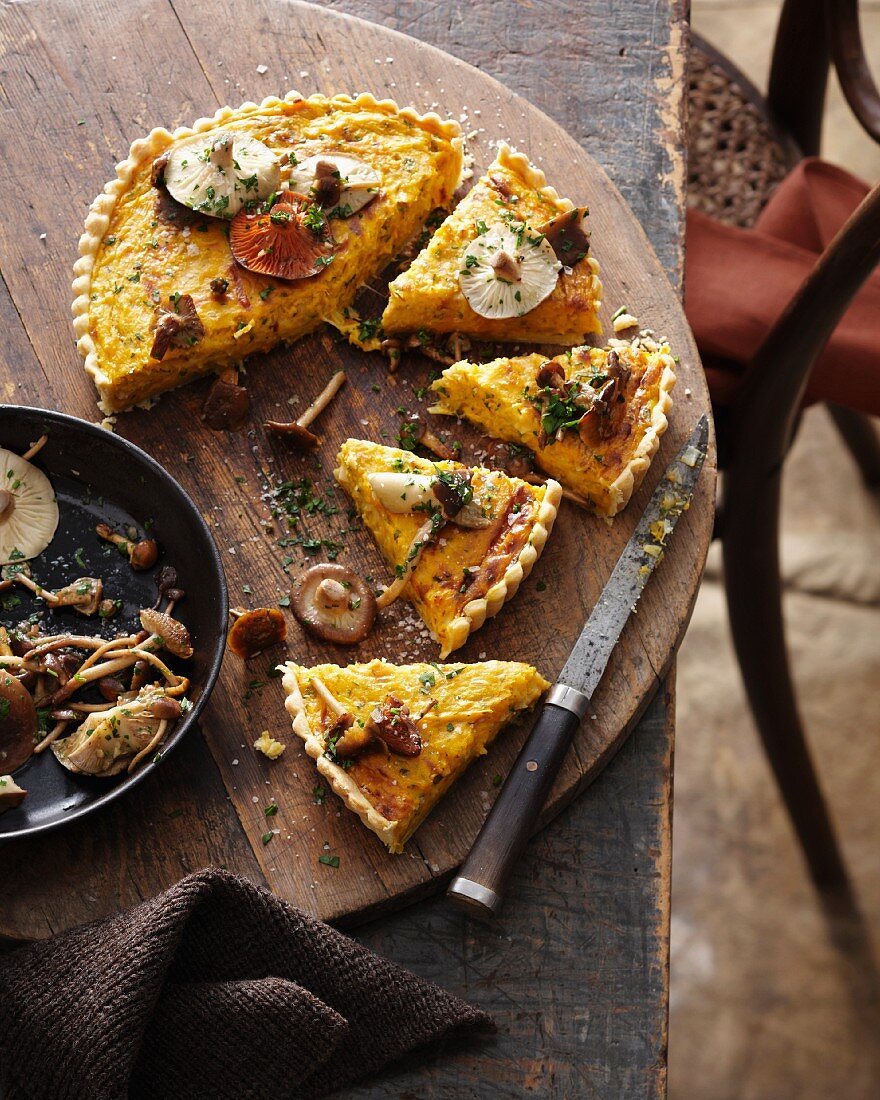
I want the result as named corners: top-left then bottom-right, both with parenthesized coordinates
top-left (447, 416), bottom-right (709, 921)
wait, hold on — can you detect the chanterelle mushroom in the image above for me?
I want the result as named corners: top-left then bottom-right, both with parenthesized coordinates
top-left (288, 154), bottom-right (381, 215)
top-left (458, 222), bottom-right (560, 319)
top-left (163, 131), bottom-right (280, 218)
top-left (0, 446), bottom-right (59, 565)
top-left (0, 672), bottom-right (38, 774)
top-left (291, 563), bottom-right (377, 645)
top-left (366, 694), bottom-right (423, 756)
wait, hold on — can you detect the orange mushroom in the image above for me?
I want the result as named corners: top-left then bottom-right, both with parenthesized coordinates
top-left (229, 198), bottom-right (337, 281)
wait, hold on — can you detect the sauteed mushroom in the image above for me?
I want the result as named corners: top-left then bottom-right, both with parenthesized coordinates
top-left (139, 608), bottom-right (193, 659)
top-left (226, 607), bottom-right (287, 659)
top-left (265, 370), bottom-right (346, 449)
top-left (0, 672), bottom-right (38, 773)
top-left (203, 367), bottom-right (251, 432)
top-left (96, 523), bottom-right (159, 571)
top-left (0, 774), bottom-right (27, 813)
top-left (291, 563), bottom-right (376, 645)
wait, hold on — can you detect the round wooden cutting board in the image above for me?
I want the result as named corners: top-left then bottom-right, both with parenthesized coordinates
top-left (0, 0), bottom-right (714, 939)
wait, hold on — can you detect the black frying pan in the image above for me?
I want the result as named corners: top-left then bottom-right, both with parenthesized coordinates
top-left (0, 406), bottom-right (228, 839)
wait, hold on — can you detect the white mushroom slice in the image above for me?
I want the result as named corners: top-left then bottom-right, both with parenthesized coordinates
top-left (368, 472), bottom-right (437, 514)
top-left (367, 472), bottom-right (492, 529)
top-left (51, 685), bottom-right (171, 776)
top-left (288, 154), bottom-right (381, 215)
top-left (165, 131), bottom-right (280, 219)
top-left (0, 446), bottom-right (59, 565)
top-left (458, 224), bottom-right (560, 319)
top-left (0, 774), bottom-right (27, 813)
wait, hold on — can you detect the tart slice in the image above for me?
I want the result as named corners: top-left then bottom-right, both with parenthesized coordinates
top-left (73, 93), bottom-right (463, 412)
top-left (381, 145), bottom-right (603, 346)
top-left (429, 339), bottom-right (676, 517)
top-left (281, 658), bottom-right (549, 852)
top-left (334, 440), bottom-right (561, 657)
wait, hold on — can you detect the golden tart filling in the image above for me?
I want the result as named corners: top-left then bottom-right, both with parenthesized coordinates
top-left (73, 93), bottom-right (463, 412)
top-left (282, 658), bottom-right (549, 852)
top-left (381, 145), bottom-right (603, 345)
top-left (430, 339), bottom-right (676, 516)
top-left (334, 439), bottom-right (561, 657)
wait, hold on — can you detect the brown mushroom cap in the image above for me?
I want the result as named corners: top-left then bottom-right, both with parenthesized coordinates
top-left (226, 607), bottom-right (287, 659)
top-left (0, 672), bottom-right (38, 773)
top-left (203, 372), bottom-right (251, 432)
top-left (129, 539), bottom-right (159, 571)
top-left (291, 563), bottom-right (377, 645)
top-left (139, 608), bottom-right (194, 658)
top-left (229, 198), bottom-right (337, 281)
top-left (263, 420), bottom-right (319, 449)
top-left (537, 208), bottom-right (590, 267)
top-left (150, 294), bottom-right (205, 362)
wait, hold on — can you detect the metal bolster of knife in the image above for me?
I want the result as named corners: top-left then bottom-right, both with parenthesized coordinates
top-left (546, 683), bottom-right (591, 720)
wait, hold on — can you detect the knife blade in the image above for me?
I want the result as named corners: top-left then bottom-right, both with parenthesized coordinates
top-left (447, 415), bottom-right (709, 920)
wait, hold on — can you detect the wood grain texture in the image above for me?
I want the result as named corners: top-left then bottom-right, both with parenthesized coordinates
top-left (0, 1), bottom-right (695, 1092)
top-left (0, 0), bottom-right (704, 988)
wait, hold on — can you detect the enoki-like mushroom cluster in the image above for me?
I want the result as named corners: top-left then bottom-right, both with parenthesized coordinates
top-left (0, 566), bottom-right (193, 785)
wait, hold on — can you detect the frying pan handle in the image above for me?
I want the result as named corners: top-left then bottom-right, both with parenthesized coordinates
top-left (447, 687), bottom-right (587, 921)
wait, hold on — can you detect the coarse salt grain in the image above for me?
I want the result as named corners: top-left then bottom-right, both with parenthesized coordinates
top-left (256, 64), bottom-right (268, 75)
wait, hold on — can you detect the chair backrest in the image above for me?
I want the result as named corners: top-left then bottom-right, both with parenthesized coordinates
top-left (768, 0), bottom-right (880, 155)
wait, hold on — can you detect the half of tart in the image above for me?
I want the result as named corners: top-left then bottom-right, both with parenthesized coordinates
top-left (429, 339), bottom-right (676, 517)
top-left (381, 145), bottom-right (603, 345)
top-left (334, 440), bottom-right (561, 657)
top-left (281, 658), bottom-right (549, 852)
top-left (73, 93), bottom-right (463, 412)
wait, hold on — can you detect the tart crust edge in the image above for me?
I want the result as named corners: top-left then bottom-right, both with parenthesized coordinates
top-left (438, 476), bottom-right (563, 657)
top-left (604, 351), bottom-right (677, 516)
top-left (429, 348), bottom-right (677, 518)
top-left (281, 663), bottom-right (404, 852)
top-left (71, 91), bottom-right (464, 413)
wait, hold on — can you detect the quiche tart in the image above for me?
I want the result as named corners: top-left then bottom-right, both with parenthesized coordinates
top-left (72, 93), bottom-right (463, 412)
top-left (281, 658), bottom-right (549, 852)
top-left (334, 439), bottom-right (561, 657)
top-left (429, 339), bottom-right (676, 517)
top-left (381, 145), bottom-right (603, 345)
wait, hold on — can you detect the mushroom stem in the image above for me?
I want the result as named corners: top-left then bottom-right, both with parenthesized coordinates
top-left (375, 515), bottom-right (436, 610)
top-left (309, 675), bottom-right (347, 717)
top-left (265, 371), bottom-right (347, 442)
top-left (21, 435), bottom-right (48, 462)
top-left (298, 371), bottom-right (347, 429)
top-left (33, 720), bottom-right (69, 755)
top-left (127, 719), bottom-right (169, 774)
top-left (12, 573), bottom-right (60, 604)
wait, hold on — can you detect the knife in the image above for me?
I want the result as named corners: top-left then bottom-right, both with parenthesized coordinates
top-left (447, 415), bottom-right (709, 921)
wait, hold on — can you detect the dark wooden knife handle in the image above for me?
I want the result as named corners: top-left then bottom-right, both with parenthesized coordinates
top-left (447, 701), bottom-right (582, 921)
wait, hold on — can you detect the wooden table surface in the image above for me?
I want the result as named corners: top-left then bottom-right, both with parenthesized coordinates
top-left (0, 1), bottom-right (703, 1095)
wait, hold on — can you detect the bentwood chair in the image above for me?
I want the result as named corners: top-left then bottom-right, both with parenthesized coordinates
top-left (686, 0), bottom-right (880, 892)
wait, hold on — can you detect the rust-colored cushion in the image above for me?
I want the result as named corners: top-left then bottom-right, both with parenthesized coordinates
top-left (685, 158), bottom-right (880, 416)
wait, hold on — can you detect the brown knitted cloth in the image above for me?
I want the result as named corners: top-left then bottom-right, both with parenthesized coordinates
top-left (0, 869), bottom-right (492, 1099)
